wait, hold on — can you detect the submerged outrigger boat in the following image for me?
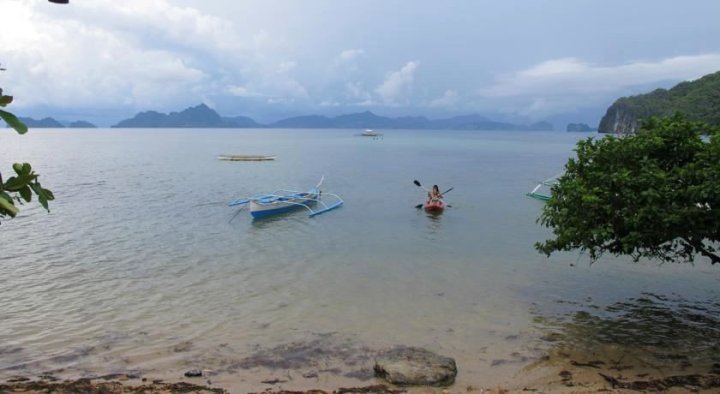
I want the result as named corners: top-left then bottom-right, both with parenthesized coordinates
top-left (228, 176), bottom-right (343, 218)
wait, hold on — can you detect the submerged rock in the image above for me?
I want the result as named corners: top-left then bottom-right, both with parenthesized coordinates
top-left (373, 346), bottom-right (457, 386)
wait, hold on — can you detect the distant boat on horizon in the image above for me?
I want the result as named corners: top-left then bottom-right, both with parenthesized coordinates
top-left (361, 129), bottom-right (382, 137)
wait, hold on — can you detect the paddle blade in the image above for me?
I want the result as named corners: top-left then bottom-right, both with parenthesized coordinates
top-left (415, 203), bottom-right (424, 209)
top-left (413, 180), bottom-right (422, 187)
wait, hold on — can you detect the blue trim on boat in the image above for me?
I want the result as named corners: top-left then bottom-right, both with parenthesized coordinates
top-left (251, 202), bottom-right (310, 218)
top-left (229, 176), bottom-right (343, 219)
top-left (250, 195), bottom-right (318, 218)
top-left (308, 200), bottom-right (343, 217)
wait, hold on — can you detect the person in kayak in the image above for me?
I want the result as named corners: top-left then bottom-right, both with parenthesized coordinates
top-left (428, 185), bottom-right (443, 201)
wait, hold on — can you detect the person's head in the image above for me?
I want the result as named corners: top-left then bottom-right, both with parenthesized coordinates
top-left (432, 185), bottom-right (439, 193)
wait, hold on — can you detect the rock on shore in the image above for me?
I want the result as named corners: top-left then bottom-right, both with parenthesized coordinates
top-left (373, 346), bottom-right (457, 386)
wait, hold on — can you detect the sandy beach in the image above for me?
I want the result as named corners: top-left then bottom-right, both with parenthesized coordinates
top-left (3, 337), bottom-right (720, 394)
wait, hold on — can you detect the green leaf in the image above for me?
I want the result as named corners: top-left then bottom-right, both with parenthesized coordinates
top-left (38, 194), bottom-right (48, 211)
top-left (0, 109), bottom-right (28, 134)
top-left (19, 185), bottom-right (32, 202)
top-left (30, 183), bottom-right (50, 211)
top-left (4, 176), bottom-right (30, 191)
top-left (43, 188), bottom-right (55, 201)
top-left (0, 194), bottom-right (18, 217)
top-left (0, 94), bottom-right (12, 107)
top-left (3, 172), bottom-right (37, 191)
top-left (13, 162), bottom-right (32, 176)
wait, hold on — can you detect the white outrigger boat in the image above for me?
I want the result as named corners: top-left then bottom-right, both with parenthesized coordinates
top-left (228, 176), bottom-right (343, 219)
top-left (526, 173), bottom-right (561, 201)
top-left (360, 129), bottom-right (383, 137)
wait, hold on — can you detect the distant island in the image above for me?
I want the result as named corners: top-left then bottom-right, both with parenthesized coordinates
top-left (113, 104), bottom-right (261, 128)
top-left (68, 120), bottom-right (97, 128)
top-left (566, 123), bottom-right (596, 132)
top-left (598, 70), bottom-right (720, 133)
top-left (111, 104), bottom-right (554, 131)
top-left (6, 103), bottom-right (557, 131)
top-left (13, 117), bottom-right (97, 128)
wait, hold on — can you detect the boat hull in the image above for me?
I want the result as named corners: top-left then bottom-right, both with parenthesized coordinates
top-left (229, 176), bottom-right (343, 219)
top-left (424, 199), bottom-right (446, 212)
top-left (249, 192), bottom-right (318, 218)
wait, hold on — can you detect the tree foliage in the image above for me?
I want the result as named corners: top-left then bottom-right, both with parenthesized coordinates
top-left (536, 114), bottom-right (720, 264)
top-left (0, 85), bottom-right (54, 224)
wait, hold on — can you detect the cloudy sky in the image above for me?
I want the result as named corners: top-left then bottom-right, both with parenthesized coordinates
top-left (2, 0), bottom-right (720, 126)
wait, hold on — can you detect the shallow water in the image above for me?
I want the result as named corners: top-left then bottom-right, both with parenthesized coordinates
top-left (1, 129), bottom-right (719, 388)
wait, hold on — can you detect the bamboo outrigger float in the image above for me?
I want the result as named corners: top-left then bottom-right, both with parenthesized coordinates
top-left (218, 154), bottom-right (276, 161)
top-left (228, 176), bottom-right (343, 218)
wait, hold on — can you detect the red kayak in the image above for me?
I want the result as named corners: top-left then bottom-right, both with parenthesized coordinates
top-left (424, 198), bottom-right (446, 212)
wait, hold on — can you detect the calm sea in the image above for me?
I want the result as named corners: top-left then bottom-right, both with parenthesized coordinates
top-left (1, 129), bottom-right (719, 388)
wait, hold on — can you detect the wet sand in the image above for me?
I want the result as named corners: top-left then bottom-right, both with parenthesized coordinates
top-left (3, 339), bottom-right (720, 394)
top-left (4, 293), bottom-right (720, 393)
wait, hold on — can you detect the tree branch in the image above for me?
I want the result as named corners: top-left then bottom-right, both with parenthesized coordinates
top-left (683, 237), bottom-right (720, 265)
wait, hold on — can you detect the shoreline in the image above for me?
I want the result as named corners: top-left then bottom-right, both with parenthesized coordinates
top-left (3, 344), bottom-right (720, 394)
top-left (4, 293), bottom-right (719, 393)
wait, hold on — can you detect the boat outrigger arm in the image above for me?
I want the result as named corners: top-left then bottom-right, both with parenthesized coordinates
top-left (228, 176), bottom-right (344, 217)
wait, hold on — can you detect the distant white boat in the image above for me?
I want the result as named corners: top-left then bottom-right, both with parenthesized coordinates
top-left (361, 129), bottom-right (382, 137)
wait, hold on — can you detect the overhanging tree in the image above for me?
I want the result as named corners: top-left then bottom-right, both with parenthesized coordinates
top-left (0, 80), bottom-right (54, 224)
top-left (1, 2), bottom-right (71, 223)
top-left (536, 114), bottom-right (720, 264)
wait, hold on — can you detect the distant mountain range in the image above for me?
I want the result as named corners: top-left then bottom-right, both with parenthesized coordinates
top-left (111, 104), bottom-right (555, 130)
top-left (598, 70), bottom-right (720, 133)
top-left (17, 117), bottom-right (97, 128)
top-left (6, 103), bottom-right (558, 131)
top-left (14, 68), bottom-right (720, 133)
top-left (19, 70), bottom-right (720, 132)
top-left (112, 104), bottom-right (261, 128)
top-left (269, 111), bottom-right (553, 130)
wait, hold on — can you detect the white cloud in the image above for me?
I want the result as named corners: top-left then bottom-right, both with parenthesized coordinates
top-left (0, 0), bottom-right (306, 110)
top-left (276, 61), bottom-right (297, 73)
top-left (227, 85), bottom-right (261, 98)
top-left (344, 81), bottom-right (371, 101)
top-left (483, 54), bottom-right (720, 98)
top-left (478, 54), bottom-right (720, 117)
top-left (331, 49), bottom-right (366, 75)
top-left (1, 1), bottom-right (208, 109)
top-left (427, 90), bottom-right (459, 108)
top-left (375, 61), bottom-right (419, 105)
top-left (336, 49), bottom-right (365, 64)
top-left (6, 1), bottom-right (716, 121)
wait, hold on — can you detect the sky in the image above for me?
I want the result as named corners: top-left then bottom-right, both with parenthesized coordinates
top-left (2, 0), bottom-right (720, 126)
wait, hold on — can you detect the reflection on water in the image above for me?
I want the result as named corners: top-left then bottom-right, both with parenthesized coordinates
top-left (423, 210), bottom-right (444, 239)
